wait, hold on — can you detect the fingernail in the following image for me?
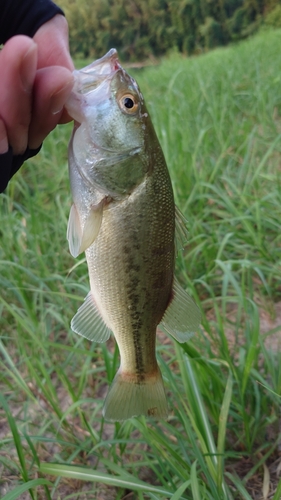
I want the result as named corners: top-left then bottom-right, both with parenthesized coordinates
top-left (20, 43), bottom-right (37, 91)
top-left (50, 77), bottom-right (74, 115)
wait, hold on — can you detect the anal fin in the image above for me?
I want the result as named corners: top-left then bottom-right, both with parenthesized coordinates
top-left (71, 292), bottom-right (111, 343)
top-left (160, 279), bottom-right (201, 343)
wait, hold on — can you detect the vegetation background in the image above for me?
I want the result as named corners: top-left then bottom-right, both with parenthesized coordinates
top-left (57, 0), bottom-right (281, 61)
top-left (1, 1), bottom-right (281, 499)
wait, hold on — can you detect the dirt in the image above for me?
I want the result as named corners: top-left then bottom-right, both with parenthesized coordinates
top-left (226, 454), bottom-right (281, 500)
top-left (205, 300), bottom-right (281, 353)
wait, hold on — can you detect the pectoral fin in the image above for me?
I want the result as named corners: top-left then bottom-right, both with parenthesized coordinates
top-left (160, 279), bottom-right (201, 343)
top-left (71, 291), bottom-right (111, 342)
top-left (67, 202), bottom-right (103, 257)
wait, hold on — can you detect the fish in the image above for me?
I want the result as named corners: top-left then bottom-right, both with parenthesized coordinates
top-left (65, 49), bottom-right (201, 422)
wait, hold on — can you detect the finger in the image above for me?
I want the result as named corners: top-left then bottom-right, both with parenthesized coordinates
top-left (34, 15), bottom-right (74, 71)
top-left (28, 66), bottom-right (74, 150)
top-left (57, 106), bottom-right (75, 125)
top-left (0, 36), bottom-right (37, 155)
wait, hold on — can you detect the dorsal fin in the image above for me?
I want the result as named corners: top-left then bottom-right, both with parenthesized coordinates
top-left (175, 205), bottom-right (189, 253)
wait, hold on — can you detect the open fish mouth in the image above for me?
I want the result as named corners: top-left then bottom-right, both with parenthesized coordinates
top-left (72, 49), bottom-right (121, 94)
top-left (66, 48), bottom-right (126, 126)
top-left (68, 47), bottom-right (142, 161)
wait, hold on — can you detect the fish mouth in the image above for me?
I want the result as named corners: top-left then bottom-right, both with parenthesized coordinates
top-left (66, 49), bottom-right (123, 123)
top-left (73, 49), bottom-right (121, 94)
top-left (68, 49), bottom-right (142, 163)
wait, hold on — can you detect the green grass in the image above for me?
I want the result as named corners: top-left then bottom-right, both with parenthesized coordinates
top-left (1, 28), bottom-right (281, 499)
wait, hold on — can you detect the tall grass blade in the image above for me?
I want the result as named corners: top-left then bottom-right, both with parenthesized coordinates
top-left (1, 479), bottom-right (52, 500)
top-left (40, 463), bottom-right (179, 498)
top-left (225, 473), bottom-right (255, 500)
top-left (190, 461), bottom-right (201, 500)
top-left (0, 394), bottom-right (29, 483)
top-left (217, 367), bottom-right (233, 488)
top-left (176, 346), bottom-right (217, 464)
top-left (241, 301), bottom-right (260, 396)
top-left (170, 480), bottom-right (191, 500)
top-left (0, 340), bottom-right (34, 399)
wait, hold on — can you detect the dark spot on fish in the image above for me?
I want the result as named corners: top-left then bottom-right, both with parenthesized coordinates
top-left (126, 276), bottom-right (139, 288)
top-left (152, 243), bottom-right (172, 256)
top-left (125, 263), bottom-right (141, 274)
top-left (131, 312), bottom-right (140, 322)
top-left (126, 255), bottom-right (141, 273)
top-left (152, 271), bottom-right (170, 290)
top-left (148, 407), bottom-right (158, 416)
top-left (132, 328), bottom-right (145, 381)
top-left (127, 294), bottom-right (135, 305)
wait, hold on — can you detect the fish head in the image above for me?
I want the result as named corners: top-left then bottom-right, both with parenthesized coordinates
top-left (67, 49), bottom-right (150, 196)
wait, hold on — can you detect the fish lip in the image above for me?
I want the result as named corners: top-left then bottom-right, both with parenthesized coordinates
top-left (84, 48), bottom-right (120, 72)
top-left (67, 49), bottom-right (122, 124)
top-left (72, 48), bottom-right (121, 95)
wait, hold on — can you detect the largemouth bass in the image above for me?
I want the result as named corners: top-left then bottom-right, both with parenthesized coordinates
top-left (66, 49), bottom-right (201, 421)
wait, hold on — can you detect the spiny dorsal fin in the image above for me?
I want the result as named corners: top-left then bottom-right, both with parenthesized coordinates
top-left (71, 292), bottom-right (111, 342)
top-left (67, 202), bottom-right (103, 258)
top-left (175, 205), bottom-right (189, 253)
top-left (160, 278), bottom-right (201, 343)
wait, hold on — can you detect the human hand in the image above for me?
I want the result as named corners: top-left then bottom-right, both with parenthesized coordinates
top-left (0, 14), bottom-right (74, 156)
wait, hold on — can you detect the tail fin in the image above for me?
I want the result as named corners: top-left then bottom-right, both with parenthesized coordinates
top-left (103, 368), bottom-right (168, 421)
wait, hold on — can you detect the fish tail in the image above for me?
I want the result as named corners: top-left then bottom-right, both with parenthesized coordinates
top-left (103, 368), bottom-right (168, 421)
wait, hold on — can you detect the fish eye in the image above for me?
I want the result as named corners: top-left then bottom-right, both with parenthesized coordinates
top-left (119, 93), bottom-right (139, 114)
top-left (124, 97), bottom-right (134, 109)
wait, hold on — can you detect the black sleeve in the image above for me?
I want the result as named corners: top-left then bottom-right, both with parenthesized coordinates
top-left (0, 146), bottom-right (42, 193)
top-left (0, 0), bottom-right (64, 44)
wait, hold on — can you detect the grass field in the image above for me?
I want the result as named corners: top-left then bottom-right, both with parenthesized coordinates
top-left (1, 28), bottom-right (281, 500)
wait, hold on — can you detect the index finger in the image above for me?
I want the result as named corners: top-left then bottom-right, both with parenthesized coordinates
top-left (33, 15), bottom-right (74, 71)
top-left (0, 36), bottom-right (37, 155)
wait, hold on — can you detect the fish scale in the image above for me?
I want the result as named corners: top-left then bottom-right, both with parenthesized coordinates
top-left (87, 181), bottom-right (173, 378)
top-left (66, 49), bottom-right (201, 421)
